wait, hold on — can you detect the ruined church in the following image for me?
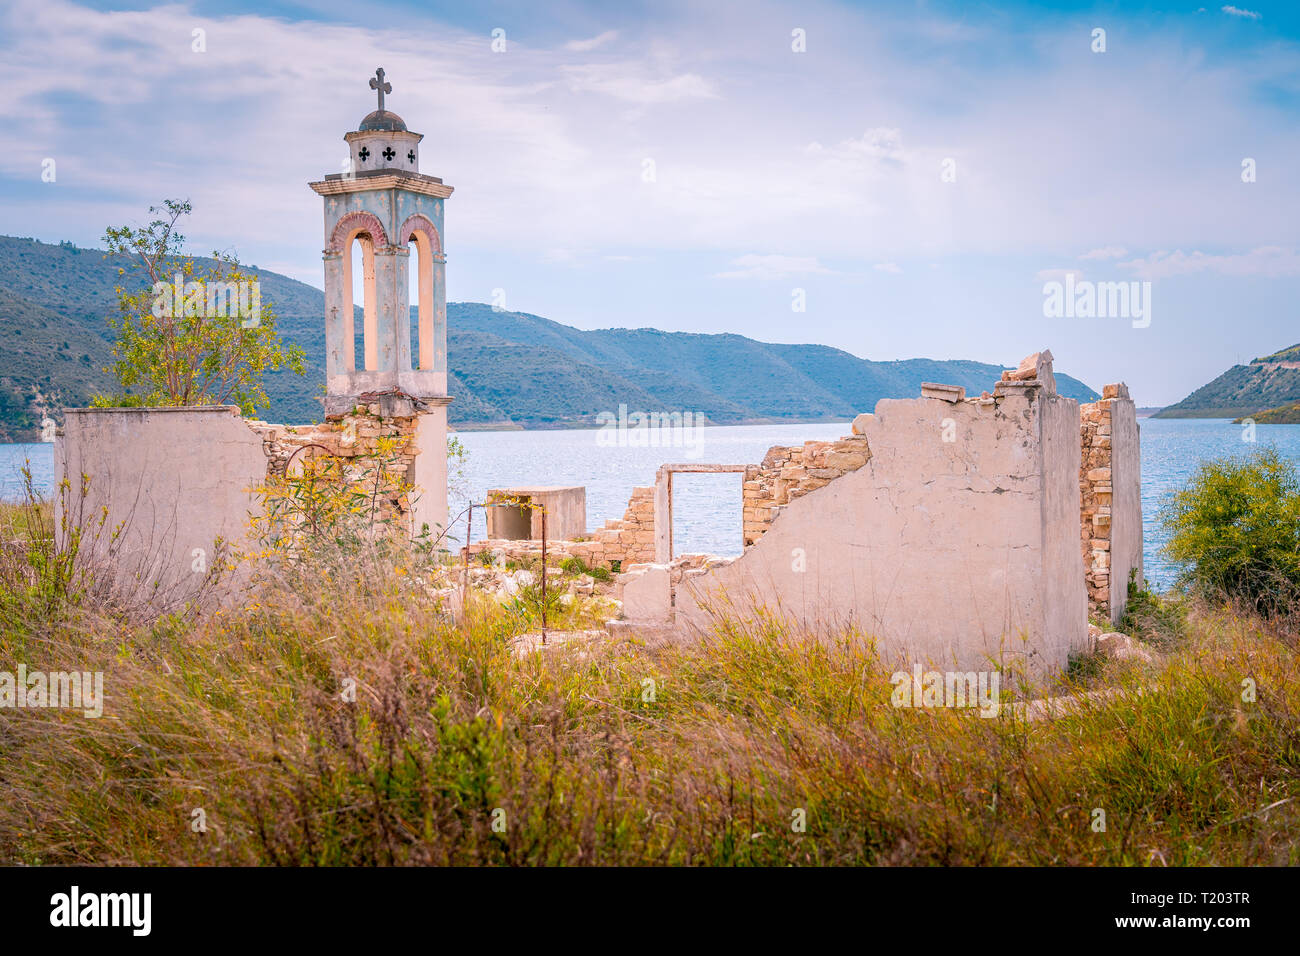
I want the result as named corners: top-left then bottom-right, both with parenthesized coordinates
top-left (55, 70), bottom-right (1142, 680)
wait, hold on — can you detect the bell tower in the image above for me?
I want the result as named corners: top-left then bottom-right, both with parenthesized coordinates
top-left (309, 68), bottom-right (453, 535)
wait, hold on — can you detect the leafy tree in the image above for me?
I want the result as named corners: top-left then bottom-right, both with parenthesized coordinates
top-left (1160, 447), bottom-right (1300, 615)
top-left (100, 199), bottom-right (304, 413)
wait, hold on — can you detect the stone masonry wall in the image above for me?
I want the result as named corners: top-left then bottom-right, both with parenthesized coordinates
top-left (1080, 382), bottom-right (1140, 623)
top-left (742, 435), bottom-right (872, 546)
top-left (589, 485), bottom-right (656, 567)
top-left (1080, 384), bottom-right (1123, 617)
top-left (247, 402), bottom-right (425, 531)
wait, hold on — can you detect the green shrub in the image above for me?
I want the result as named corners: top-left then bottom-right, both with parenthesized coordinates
top-left (1118, 571), bottom-right (1189, 648)
top-left (503, 580), bottom-right (568, 628)
top-left (1160, 448), bottom-right (1300, 615)
top-left (101, 199), bottom-right (304, 414)
top-left (89, 392), bottom-right (147, 408)
top-left (558, 555), bottom-right (611, 581)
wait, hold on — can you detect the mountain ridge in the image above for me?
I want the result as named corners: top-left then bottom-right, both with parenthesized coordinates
top-left (0, 234), bottom-right (1099, 441)
top-left (1154, 344), bottom-right (1300, 420)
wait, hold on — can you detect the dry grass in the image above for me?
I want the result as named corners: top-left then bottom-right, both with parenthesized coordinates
top-left (1, 520), bottom-right (1297, 866)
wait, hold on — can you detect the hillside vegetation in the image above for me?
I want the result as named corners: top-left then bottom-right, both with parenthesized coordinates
top-left (1252, 402), bottom-right (1300, 425)
top-left (0, 235), bottom-right (326, 437)
top-left (1157, 343), bottom-right (1300, 420)
top-left (1255, 344), bottom-right (1300, 364)
top-left (0, 235), bottom-right (1100, 441)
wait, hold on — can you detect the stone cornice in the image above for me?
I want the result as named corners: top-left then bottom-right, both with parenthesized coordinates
top-left (345, 129), bottom-right (424, 144)
top-left (309, 174), bottom-right (453, 199)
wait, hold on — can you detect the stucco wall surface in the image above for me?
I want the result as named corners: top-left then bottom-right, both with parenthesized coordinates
top-left (56, 406), bottom-right (267, 603)
top-left (672, 387), bottom-right (1089, 676)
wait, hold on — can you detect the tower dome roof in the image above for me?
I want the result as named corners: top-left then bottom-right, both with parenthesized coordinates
top-left (359, 109), bottom-right (407, 132)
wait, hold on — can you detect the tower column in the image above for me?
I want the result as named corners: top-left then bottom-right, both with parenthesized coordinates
top-left (394, 245), bottom-right (414, 373)
top-left (362, 237), bottom-right (379, 370)
top-left (322, 252), bottom-right (347, 377)
top-left (413, 409), bottom-right (449, 536)
top-left (417, 242), bottom-right (434, 371)
top-left (373, 246), bottom-right (399, 373)
top-left (433, 253), bottom-right (447, 383)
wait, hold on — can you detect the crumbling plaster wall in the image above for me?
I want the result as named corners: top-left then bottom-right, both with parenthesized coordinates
top-left (56, 407), bottom-right (269, 603)
top-left (55, 401), bottom-right (446, 604)
top-left (664, 381), bottom-right (1089, 677)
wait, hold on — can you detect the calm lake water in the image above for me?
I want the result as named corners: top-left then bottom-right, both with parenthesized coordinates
top-left (6, 417), bottom-right (1298, 589)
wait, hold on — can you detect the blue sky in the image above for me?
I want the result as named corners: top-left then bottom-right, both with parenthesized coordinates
top-left (2, 0), bottom-right (1298, 405)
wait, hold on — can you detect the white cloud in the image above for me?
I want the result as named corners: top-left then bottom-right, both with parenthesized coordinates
top-left (1118, 247), bottom-right (1300, 279)
top-left (1, 0), bottom-right (1298, 283)
top-left (1036, 268), bottom-right (1086, 283)
top-left (559, 64), bottom-right (717, 103)
top-left (714, 254), bottom-right (832, 280)
top-left (1221, 6), bottom-right (1262, 19)
top-left (1079, 246), bottom-right (1128, 260)
top-left (565, 30), bottom-right (619, 52)
top-left (873, 262), bottom-right (902, 274)
top-left (827, 128), bottom-right (906, 164)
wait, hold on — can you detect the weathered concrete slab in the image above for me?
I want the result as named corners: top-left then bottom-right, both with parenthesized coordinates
top-left (486, 485), bottom-right (586, 542)
top-left (619, 564), bottom-right (673, 622)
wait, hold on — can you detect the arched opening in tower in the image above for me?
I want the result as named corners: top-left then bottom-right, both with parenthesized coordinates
top-left (344, 231), bottom-right (378, 371)
top-left (408, 231), bottom-right (434, 370)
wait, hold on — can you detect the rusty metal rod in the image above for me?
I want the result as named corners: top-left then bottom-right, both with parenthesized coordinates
top-left (461, 503), bottom-right (472, 620)
top-left (540, 507), bottom-right (547, 645)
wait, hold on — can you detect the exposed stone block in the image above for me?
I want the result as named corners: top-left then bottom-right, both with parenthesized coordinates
top-left (920, 382), bottom-right (966, 402)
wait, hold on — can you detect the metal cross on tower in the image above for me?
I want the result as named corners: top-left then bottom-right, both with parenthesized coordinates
top-left (369, 67), bottom-right (392, 112)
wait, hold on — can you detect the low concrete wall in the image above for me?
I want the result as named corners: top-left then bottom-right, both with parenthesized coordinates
top-left (667, 381), bottom-right (1088, 678)
top-left (55, 406), bottom-right (267, 605)
top-left (485, 486), bottom-right (586, 542)
top-left (1108, 394), bottom-right (1143, 621)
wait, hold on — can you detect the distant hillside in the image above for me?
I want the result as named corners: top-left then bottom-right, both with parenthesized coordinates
top-left (0, 235), bottom-right (329, 437)
top-left (1247, 402), bottom-right (1300, 425)
top-left (444, 303), bottom-right (1100, 426)
top-left (0, 235), bottom-right (1099, 441)
top-left (1256, 344), bottom-right (1300, 364)
top-left (1155, 344), bottom-right (1300, 419)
